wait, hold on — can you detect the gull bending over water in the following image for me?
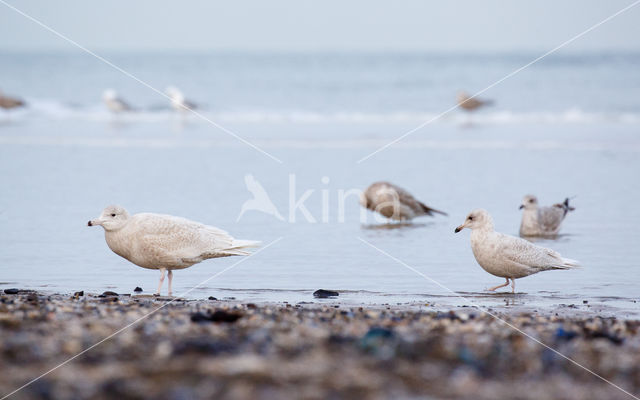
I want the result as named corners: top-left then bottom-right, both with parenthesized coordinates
top-left (520, 195), bottom-right (574, 237)
top-left (88, 205), bottom-right (259, 296)
top-left (102, 89), bottom-right (133, 113)
top-left (455, 209), bottom-right (579, 293)
top-left (360, 182), bottom-right (446, 221)
top-left (165, 86), bottom-right (198, 111)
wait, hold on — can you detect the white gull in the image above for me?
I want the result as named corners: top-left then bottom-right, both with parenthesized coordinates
top-left (455, 209), bottom-right (579, 293)
top-left (88, 205), bottom-right (259, 296)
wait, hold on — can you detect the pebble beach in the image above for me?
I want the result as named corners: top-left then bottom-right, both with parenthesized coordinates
top-left (2, 289), bottom-right (639, 400)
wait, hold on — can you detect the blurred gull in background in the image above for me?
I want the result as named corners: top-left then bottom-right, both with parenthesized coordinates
top-left (360, 181), bottom-right (447, 221)
top-left (519, 195), bottom-right (575, 237)
top-left (102, 89), bottom-right (133, 113)
top-left (456, 90), bottom-right (494, 112)
top-left (165, 86), bottom-right (198, 111)
top-left (0, 89), bottom-right (25, 109)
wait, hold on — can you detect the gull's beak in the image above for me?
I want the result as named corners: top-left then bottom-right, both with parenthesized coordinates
top-left (88, 218), bottom-right (103, 227)
top-left (519, 205), bottom-right (524, 210)
top-left (454, 225), bottom-right (464, 233)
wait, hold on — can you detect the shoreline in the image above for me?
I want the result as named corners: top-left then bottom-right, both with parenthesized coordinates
top-left (2, 290), bottom-right (639, 399)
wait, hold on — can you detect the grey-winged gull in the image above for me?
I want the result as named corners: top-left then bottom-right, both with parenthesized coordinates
top-left (519, 195), bottom-right (574, 237)
top-left (455, 209), bottom-right (579, 293)
top-left (102, 89), bottom-right (133, 113)
top-left (88, 205), bottom-right (259, 296)
top-left (165, 86), bottom-right (198, 111)
top-left (456, 91), bottom-right (493, 112)
top-left (360, 182), bottom-right (446, 221)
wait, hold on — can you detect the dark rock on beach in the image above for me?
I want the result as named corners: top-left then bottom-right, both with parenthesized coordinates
top-left (313, 289), bottom-right (339, 298)
top-left (3, 288), bottom-right (19, 295)
top-left (133, 287), bottom-right (143, 292)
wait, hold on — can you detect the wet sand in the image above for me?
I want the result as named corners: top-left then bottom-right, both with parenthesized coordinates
top-left (1, 290), bottom-right (639, 400)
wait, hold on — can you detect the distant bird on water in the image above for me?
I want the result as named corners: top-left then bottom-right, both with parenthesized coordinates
top-left (456, 91), bottom-right (493, 112)
top-left (88, 205), bottom-right (260, 296)
top-left (455, 209), bottom-right (579, 293)
top-left (0, 90), bottom-right (25, 109)
top-left (165, 86), bottom-right (198, 111)
top-left (102, 89), bottom-right (133, 113)
top-left (519, 195), bottom-right (574, 237)
top-left (360, 182), bottom-right (447, 221)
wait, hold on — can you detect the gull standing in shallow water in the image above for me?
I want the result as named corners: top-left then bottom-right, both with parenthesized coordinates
top-left (360, 182), bottom-right (447, 221)
top-left (519, 195), bottom-right (575, 237)
top-left (165, 86), bottom-right (198, 111)
top-left (456, 91), bottom-right (493, 112)
top-left (455, 209), bottom-right (579, 293)
top-left (88, 205), bottom-right (259, 296)
top-left (102, 89), bottom-right (133, 113)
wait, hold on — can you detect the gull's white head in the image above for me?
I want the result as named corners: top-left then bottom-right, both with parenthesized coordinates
top-left (455, 208), bottom-right (493, 233)
top-left (102, 89), bottom-right (117, 101)
top-left (165, 86), bottom-right (183, 100)
top-left (88, 205), bottom-right (130, 231)
top-left (520, 194), bottom-right (538, 210)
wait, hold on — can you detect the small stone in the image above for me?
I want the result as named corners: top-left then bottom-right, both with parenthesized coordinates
top-left (208, 296), bottom-right (218, 301)
top-left (133, 287), bottom-right (143, 292)
top-left (99, 291), bottom-right (119, 297)
top-left (583, 300), bottom-right (588, 304)
top-left (72, 291), bottom-right (84, 299)
top-left (313, 289), bottom-right (339, 298)
top-left (3, 288), bottom-right (19, 295)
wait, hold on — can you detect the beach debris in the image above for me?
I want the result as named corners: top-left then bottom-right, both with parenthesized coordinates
top-left (87, 205), bottom-right (259, 296)
top-left (313, 289), bottom-right (339, 298)
top-left (360, 182), bottom-right (446, 221)
top-left (455, 209), bottom-right (579, 293)
top-left (519, 195), bottom-right (575, 237)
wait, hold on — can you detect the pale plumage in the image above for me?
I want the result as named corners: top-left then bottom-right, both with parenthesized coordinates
top-left (519, 195), bottom-right (574, 237)
top-left (88, 205), bottom-right (259, 296)
top-left (165, 86), bottom-right (198, 111)
top-left (456, 91), bottom-right (493, 112)
top-left (360, 181), bottom-right (446, 221)
top-left (102, 89), bottom-right (133, 113)
top-left (455, 209), bottom-right (579, 293)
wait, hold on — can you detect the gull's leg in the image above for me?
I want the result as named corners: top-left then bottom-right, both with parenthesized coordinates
top-left (155, 268), bottom-right (166, 296)
top-left (511, 278), bottom-right (516, 294)
top-left (488, 278), bottom-right (510, 291)
top-left (167, 270), bottom-right (173, 297)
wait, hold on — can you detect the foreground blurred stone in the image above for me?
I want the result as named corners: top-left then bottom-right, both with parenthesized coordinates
top-left (0, 292), bottom-right (639, 400)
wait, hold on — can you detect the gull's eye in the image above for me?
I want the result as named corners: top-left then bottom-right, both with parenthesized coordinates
top-left (529, 199), bottom-right (534, 203)
top-left (111, 213), bottom-right (116, 217)
top-left (468, 216), bottom-right (473, 221)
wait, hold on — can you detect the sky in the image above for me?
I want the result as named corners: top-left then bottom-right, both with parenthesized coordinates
top-left (0, 0), bottom-right (639, 52)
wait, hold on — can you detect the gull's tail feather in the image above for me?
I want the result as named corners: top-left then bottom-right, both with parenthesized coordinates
top-left (222, 239), bottom-right (262, 256)
top-left (553, 257), bottom-right (581, 269)
top-left (419, 202), bottom-right (448, 216)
